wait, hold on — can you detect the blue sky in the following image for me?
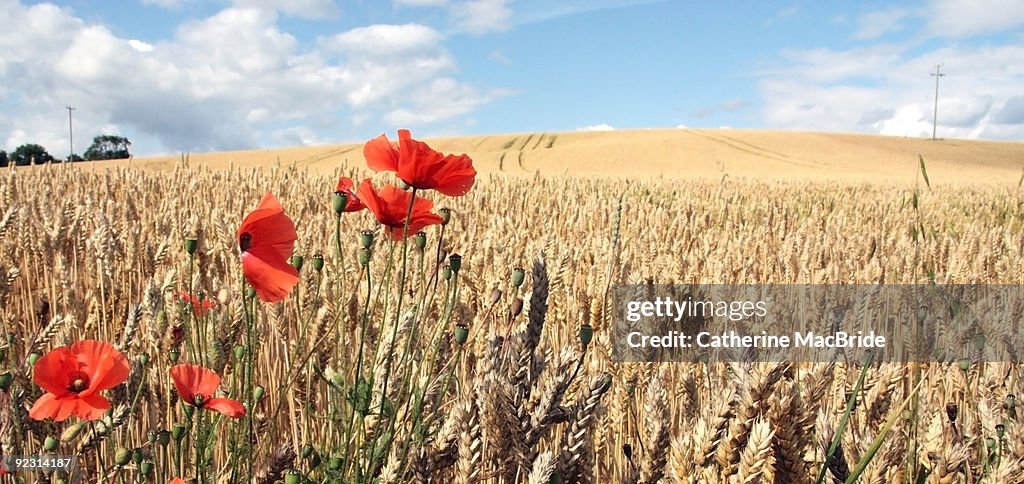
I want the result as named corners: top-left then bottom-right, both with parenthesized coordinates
top-left (1, 0), bottom-right (1023, 157)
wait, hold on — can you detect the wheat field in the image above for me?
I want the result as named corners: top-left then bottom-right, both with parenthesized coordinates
top-left (2, 130), bottom-right (1024, 483)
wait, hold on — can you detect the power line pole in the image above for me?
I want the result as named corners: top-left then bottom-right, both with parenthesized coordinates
top-left (930, 64), bottom-right (944, 140)
top-left (66, 105), bottom-right (76, 161)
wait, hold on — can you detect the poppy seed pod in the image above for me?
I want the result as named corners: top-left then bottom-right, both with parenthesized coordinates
top-left (157, 430), bottom-right (171, 446)
top-left (309, 451), bottom-right (322, 469)
top-left (301, 444), bottom-right (315, 459)
top-left (311, 254), bottom-right (324, 272)
top-left (442, 265), bottom-right (452, 281)
top-left (27, 352), bottom-right (39, 366)
top-left (290, 255), bottom-right (304, 271)
top-left (454, 324), bottom-right (469, 346)
top-left (958, 358), bottom-right (971, 371)
top-left (329, 456), bottom-right (344, 471)
top-left (490, 289), bottom-right (502, 306)
top-left (359, 248), bottom-right (372, 267)
top-left (360, 230), bottom-right (375, 249)
top-left (254, 385), bottom-right (266, 402)
top-left (132, 448), bottom-right (144, 465)
top-left (147, 430), bottom-right (158, 444)
top-left (172, 424), bottom-right (187, 442)
top-left (946, 403), bottom-right (958, 423)
top-left (44, 436), bottom-right (59, 451)
top-left (997, 423), bottom-right (1006, 438)
top-left (234, 345), bottom-right (246, 361)
top-left (0, 346), bottom-right (6, 363)
top-left (114, 448), bottom-right (131, 466)
top-left (0, 371), bottom-right (12, 391)
top-left (1007, 394), bottom-right (1017, 408)
top-left (184, 237), bottom-right (198, 255)
top-left (333, 192), bottom-right (348, 215)
top-left (510, 298), bottom-right (524, 318)
top-left (139, 460), bottom-right (153, 477)
top-left (511, 267), bottom-right (525, 288)
top-left (580, 323), bottom-right (594, 347)
top-left (139, 352), bottom-right (149, 367)
top-left (413, 231), bottom-right (427, 250)
top-left (169, 349), bottom-right (180, 363)
top-left (449, 254), bottom-right (462, 274)
top-left (247, 286), bottom-right (257, 299)
top-left (439, 207), bottom-right (452, 226)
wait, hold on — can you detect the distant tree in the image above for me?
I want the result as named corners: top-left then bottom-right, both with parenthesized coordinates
top-left (84, 135), bottom-right (132, 161)
top-left (11, 144), bottom-right (53, 165)
top-left (68, 153), bottom-right (84, 162)
top-left (0, 150), bottom-right (6, 168)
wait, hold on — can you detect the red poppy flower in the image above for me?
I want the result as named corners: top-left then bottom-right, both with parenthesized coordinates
top-left (169, 364), bottom-right (245, 418)
top-left (170, 479), bottom-right (186, 484)
top-left (356, 179), bottom-right (445, 240)
top-left (29, 340), bottom-right (130, 422)
top-left (335, 177), bottom-right (366, 212)
top-left (238, 192), bottom-right (299, 303)
top-left (176, 291), bottom-right (216, 317)
top-left (364, 129), bottom-right (476, 196)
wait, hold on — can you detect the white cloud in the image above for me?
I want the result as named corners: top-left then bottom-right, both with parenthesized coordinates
top-left (230, 0), bottom-right (339, 19)
top-left (925, 0), bottom-right (1024, 37)
top-left (0, 2), bottom-right (503, 155)
top-left (758, 43), bottom-right (1024, 140)
top-left (577, 124), bottom-right (615, 132)
top-left (854, 7), bottom-right (911, 40)
top-left (450, 0), bottom-right (512, 34)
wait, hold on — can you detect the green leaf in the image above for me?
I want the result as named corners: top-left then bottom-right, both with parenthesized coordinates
top-left (918, 155), bottom-right (931, 190)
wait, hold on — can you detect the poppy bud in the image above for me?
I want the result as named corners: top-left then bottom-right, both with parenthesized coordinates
top-left (301, 444), bottom-right (314, 459)
top-left (959, 358), bottom-right (970, 371)
top-left (311, 254), bottom-right (324, 272)
top-left (333, 192), bottom-right (348, 215)
top-left (360, 230), bottom-right (375, 249)
top-left (439, 208), bottom-right (452, 226)
top-left (511, 267), bottom-right (525, 288)
top-left (44, 436), bottom-right (59, 451)
top-left (290, 255), bottom-right (304, 271)
top-left (359, 248), bottom-right (372, 268)
top-left (169, 349), bottom-right (180, 363)
top-left (27, 352), bottom-right (39, 366)
top-left (449, 254), bottom-right (462, 274)
top-left (114, 448), bottom-right (131, 466)
top-left (254, 385), bottom-right (266, 402)
top-left (157, 430), bottom-right (171, 447)
top-left (580, 323), bottom-right (594, 347)
top-left (510, 298), bottom-right (524, 318)
top-left (172, 424), bottom-right (187, 442)
top-left (328, 456), bottom-right (343, 471)
top-left (139, 352), bottom-right (149, 367)
top-left (184, 237), bottom-right (198, 255)
top-left (0, 372), bottom-right (12, 391)
top-left (413, 231), bottom-right (427, 250)
top-left (442, 265), bottom-right (452, 281)
top-left (247, 286), bottom-right (257, 299)
top-left (234, 345), bottom-right (246, 361)
top-left (454, 324), bottom-right (469, 346)
top-left (139, 460), bottom-right (153, 477)
top-left (285, 471), bottom-right (301, 484)
top-left (60, 422), bottom-right (85, 442)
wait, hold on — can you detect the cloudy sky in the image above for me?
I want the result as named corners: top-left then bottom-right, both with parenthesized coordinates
top-left (1, 0), bottom-right (1022, 157)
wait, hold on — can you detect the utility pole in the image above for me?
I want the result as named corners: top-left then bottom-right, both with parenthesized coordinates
top-left (66, 105), bottom-right (76, 161)
top-left (930, 64), bottom-right (944, 140)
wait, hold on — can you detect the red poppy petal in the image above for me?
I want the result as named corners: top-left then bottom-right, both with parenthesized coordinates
top-left (431, 155), bottom-right (476, 196)
top-left (205, 397), bottom-right (246, 418)
top-left (29, 392), bottom-right (62, 420)
top-left (238, 193), bottom-right (297, 257)
top-left (170, 364), bottom-right (222, 403)
top-left (364, 134), bottom-right (400, 172)
top-left (32, 347), bottom-right (78, 396)
top-left (242, 250), bottom-right (300, 303)
top-left (170, 478), bottom-right (186, 484)
top-left (336, 177), bottom-right (355, 192)
top-left (70, 340), bottom-right (130, 395)
top-left (77, 393), bottom-right (112, 420)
